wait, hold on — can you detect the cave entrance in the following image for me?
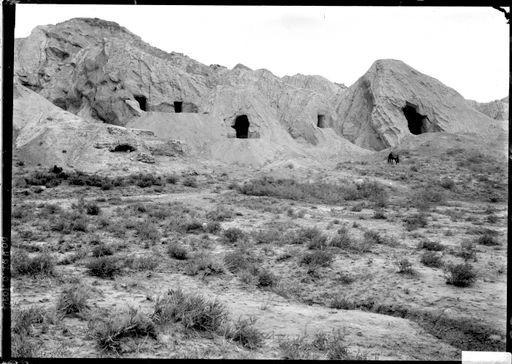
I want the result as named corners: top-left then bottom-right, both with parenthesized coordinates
top-left (402, 103), bottom-right (428, 135)
top-left (174, 101), bottom-right (183, 113)
top-left (112, 144), bottom-right (136, 152)
top-left (134, 95), bottom-right (147, 111)
top-left (317, 114), bottom-right (326, 128)
top-left (233, 115), bottom-right (250, 138)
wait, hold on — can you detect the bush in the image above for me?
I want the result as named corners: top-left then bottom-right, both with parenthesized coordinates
top-left (418, 240), bottom-right (445, 251)
top-left (85, 202), bottom-right (101, 215)
top-left (166, 174), bottom-right (179, 184)
top-left (224, 316), bottom-right (265, 349)
top-left (403, 213), bottom-right (428, 231)
top-left (183, 176), bottom-right (198, 188)
top-left (91, 244), bottom-right (113, 258)
top-left (330, 296), bottom-right (356, 310)
top-left (444, 263), bottom-right (477, 287)
top-left (90, 307), bottom-right (157, 353)
top-left (125, 255), bottom-right (159, 271)
top-left (395, 258), bottom-right (414, 274)
top-left (205, 221), bottom-right (222, 234)
top-left (278, 334), bottom-right (315, 360)
top-left (412, 187), bottom-right (446, 210)
top-left (56, 284), bottom-right (89, 317)
top-left (326, 329), bottom-right (350, 360)
top-left (152, 289), bottom-right (228, 332)
top-left (167, 242), bottom-right (188, 260)
top-left (300, 250), bottom-right (333, 267)
top-left (12, 250), bottom-right (55, 277)
top-left (457, 241), bottom-right (478, 262)
top-left (224, 249), bottom-right (256, 273)
top-left (135, 220), bottom-right (161, 243)
top-left (252, 229), bottom-right (280, 245)
top-left (440, 178), bottom-right (455, 190)
top-left (256, 269), bottom-right (277, 288)
top-left (185, 252), bottom-right (224, 276)
top-left (363, 230), bottom-right (385, 245)
top-left (206, 206), bottom-right (234, 221)
top-left (329, 228), bottom-right (353, 249)
top-left (183, 220), bottom-right (204, 234)
top-left (284, 227), bottom-right (326, 247)
top-left (372, 209), bottom-right (386, 219)
top-left (420, 251), bottom-right (444, 268)
top-left (476, 234), bottom-right (499, 246)
top-left (223, 227), bottom-right (246, 244)
top-left (86, 256), bottom-right (121, 278)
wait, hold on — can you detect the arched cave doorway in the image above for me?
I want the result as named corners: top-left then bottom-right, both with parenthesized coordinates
top-left (402, 103), bottom-right (428, 135)
top-left (317, 114), bottom-right (326, 128)
top-left (233, 115), bottom-right (250, 138)
top-left (134, 95), bottom-right (147, 111)
top-left (174, 101), bottom-right (183, 113)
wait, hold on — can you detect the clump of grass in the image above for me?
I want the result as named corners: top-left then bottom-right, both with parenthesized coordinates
top-left (418, 240), bottom-right (445, 251)
top-left (279, 334), bottom-right (315, 360)
top-left (363, 230), bottom-right (386, 245)
top-left (223, 248), bottom-right (256, 273)
top-left (256, 269), bottom-right (278, 288)
top-left (182, 220), bottom-right (204, 234)
top-left (325, 329), bottom-right (350, 360)
top-left (125, 255), bottom-right (159, 271)
top-left (56, 284), bottom-right (89, 318)
top-left (206, 206), bottom-right (234, 221)
top-left (152, 289), bottom-right (228, 332)
top-left (167, 242), bottom-right (188, 260)
top-left (185, 252), bottom-right (224, 276)
top-left (12, 306), bottom-right (51, 357)
top-left (91, 243), bottom-right (114, 258)
top-left (135, 220), bottom-right (161, 242)
top-left (457, 241), bottom-right (478, 262)
top-left (440, 178), bottom-right (455, 190)
top-left (252, 228), bottom-right (281, 245)
top-left (224, 316), bottom-right (265, 349)
top-left (223, 227), bottom-right (246, 244)
top-left (166, 174), bottom-right (179, 184)
top-left (284, 227), bottom-right (326, 247)
top-left (444, 262), bottom-right (477, 287)
top-left (12, 249), bottom-right (55, 277)
top-left (205, 221), bottom-right (222, 234)
top-left (86, 256), bottom-right (121, 278)
top-left (330, 296), bottom-right (357, 310)
top-left (403, 213), bottom-right (428, 231)
top-left (372, 209), bottom-right (386, 219)
top-left (420, 251), bottom-right (444, 268)
top-left (412, 187), bottom-right (446, 210)
top-left (300, 250), bottom-right (333, 267)
top-left (329, 228), bottom-right (353, 249)
top-left (89, 307), bottom-right (157, 353)
top-left (395, 258), bottom-right (415, 275)
top-left (183, 176), bottom-right (198, 188)
top-left (476, 233), bottom-right (499, 246)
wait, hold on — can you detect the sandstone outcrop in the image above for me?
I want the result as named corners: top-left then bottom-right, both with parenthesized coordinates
top-left (466, 97), bottom-right (509, 121)
top-left (12, 17), bottom-right (507, 168)
top-left (334, 59), bottom-right (504, 150)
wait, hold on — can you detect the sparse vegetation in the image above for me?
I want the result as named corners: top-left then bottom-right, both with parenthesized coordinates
top-left (224, 316), bottom-right (265, 349)
top-left (152, 289), bottom-right (228, 331)
top-left (444, 262), bottom-right (477, 287)
top-left (420, 251), bottom-right (444, 268)
top-left (86, 256), bottom-right (121, 278)
top-left (12, 250), bottom-right (55, 277)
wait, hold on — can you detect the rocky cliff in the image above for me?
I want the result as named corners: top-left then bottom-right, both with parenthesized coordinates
top-left (335, 59), bottom-right (504, 150)
top-left (466, 97), bottom-right (509, 121)
top-left (13, 17), bottom-right (507, 166)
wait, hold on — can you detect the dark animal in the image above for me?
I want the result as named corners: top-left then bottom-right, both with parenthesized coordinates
top-left (387, 152), bottom-right (399, 164)
top-left (51, 165), bottom-right (63, 174)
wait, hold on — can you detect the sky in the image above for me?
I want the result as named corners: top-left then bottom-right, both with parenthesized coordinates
top-left (14, 5), bottom-right (510, 102)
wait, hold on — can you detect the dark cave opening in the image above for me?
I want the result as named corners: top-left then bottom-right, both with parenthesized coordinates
top-left (134, 95), bottom-right (147, 111)
top-left (112, 144), bottom-right (136, 152)
top-left (317, 114), bottom-right (326, 128)
top-left (233, 115), bottom-right (250, 138)
top-left (402, 103), bottom-right (427, 135)
top-left (174, 101), bottom-right (183, 113)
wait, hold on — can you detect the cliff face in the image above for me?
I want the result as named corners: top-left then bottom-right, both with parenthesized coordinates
top-left (466, 97), bottom-right (509, 121)
top-left (334, 60), bottom-right (503, 150)
top-left (13, 17), bottom-right (506, 161)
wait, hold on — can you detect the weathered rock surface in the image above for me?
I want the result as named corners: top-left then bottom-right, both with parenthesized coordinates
top-left (466, 97), bottom-right (509, 121)
top-left (13, 82), bottom-right (171, 172)
top-left (13, 17), bottom-right (507, 165)
top-left (335, 59), bottom-right (505, 150)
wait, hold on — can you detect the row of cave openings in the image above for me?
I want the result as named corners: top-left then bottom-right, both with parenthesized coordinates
top-left (134, 96), bottom-right (186, 113)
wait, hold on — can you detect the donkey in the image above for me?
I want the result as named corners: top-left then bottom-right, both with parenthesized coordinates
top-left (387, 152), bottom-right (399, 164)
